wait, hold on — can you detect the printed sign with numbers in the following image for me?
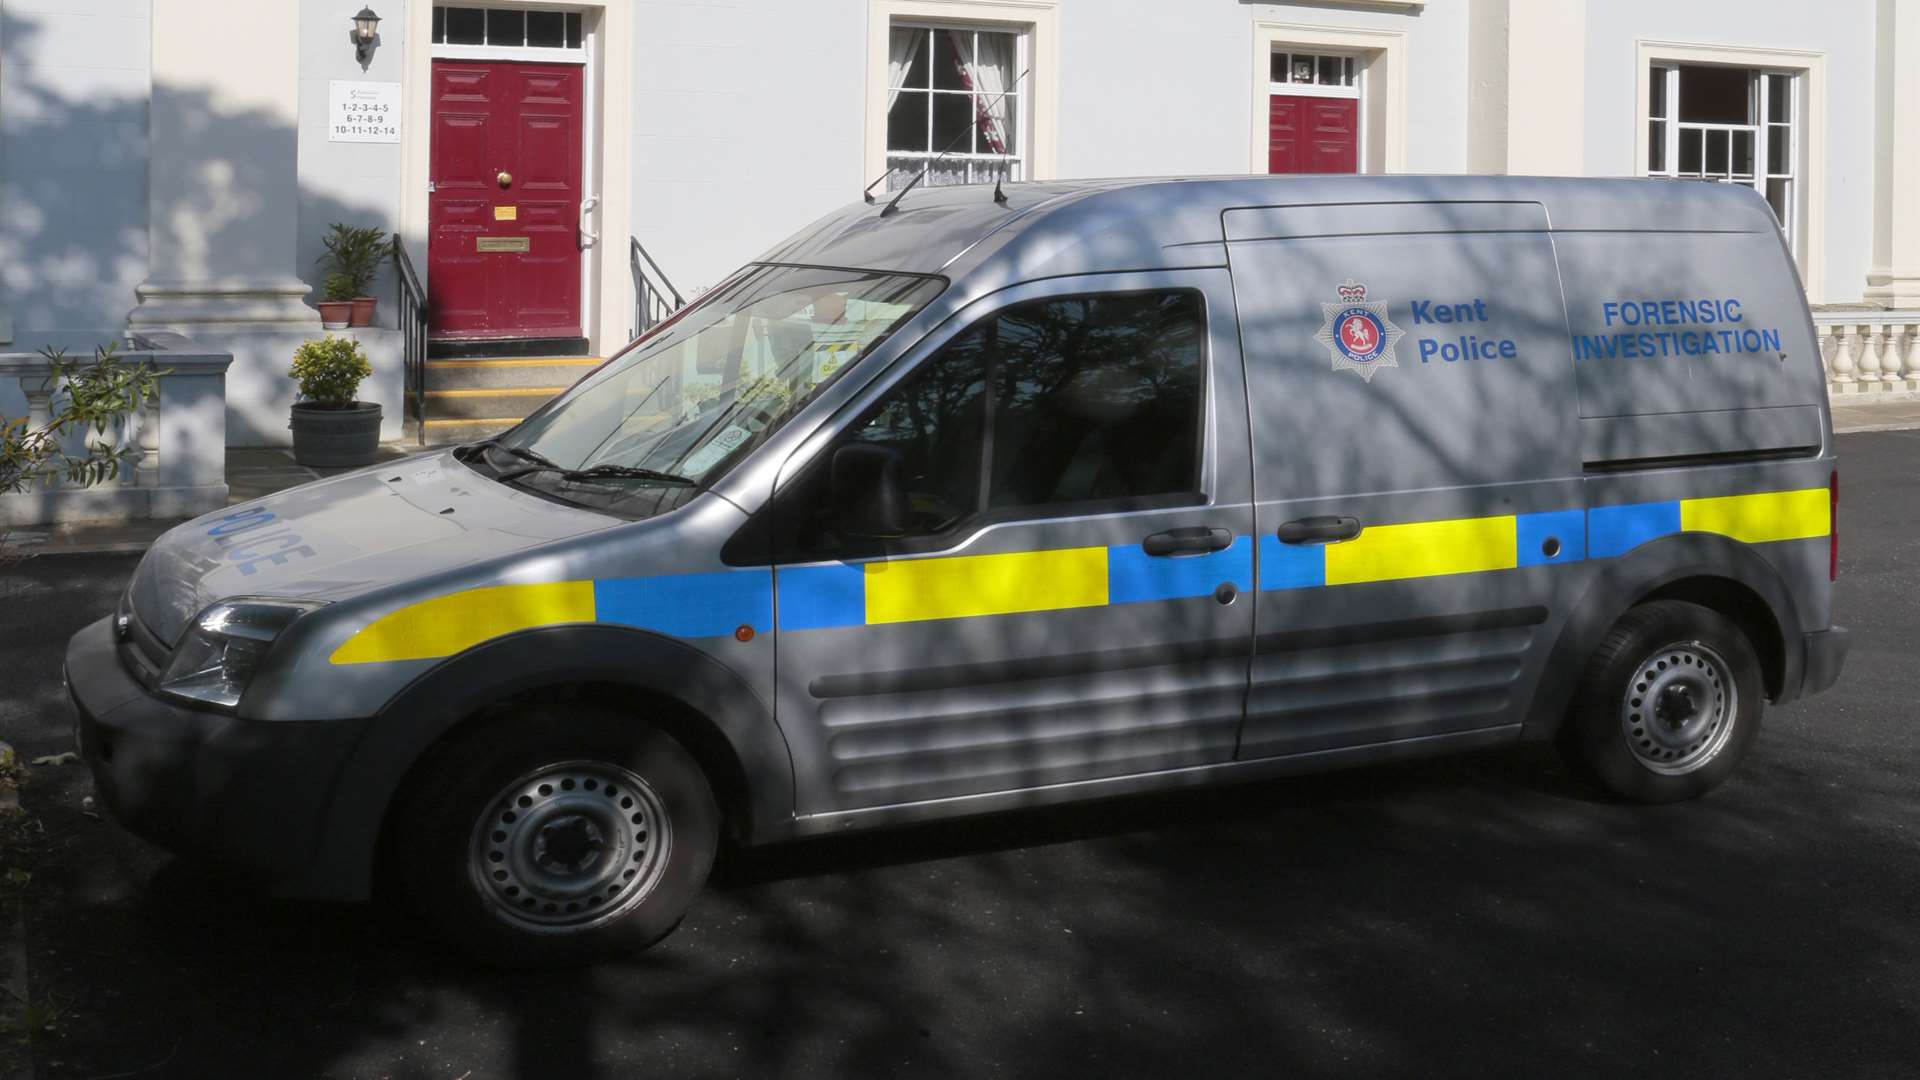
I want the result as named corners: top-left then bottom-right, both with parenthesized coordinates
top-left (328, 81), bottom-right (401, 143)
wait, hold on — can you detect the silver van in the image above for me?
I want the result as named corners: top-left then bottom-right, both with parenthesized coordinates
top-left (66, 176), bottom-right (1849, 965)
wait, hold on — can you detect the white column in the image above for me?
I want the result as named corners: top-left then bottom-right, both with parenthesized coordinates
top-left (1503, 0), bottom-right (1586, 176)
top-left (127, 0), bottom-right (317, 329)
top-left (1868, 0), bottom-right (1920, 307)
top-left (0, 10), bottom-right (10, 345)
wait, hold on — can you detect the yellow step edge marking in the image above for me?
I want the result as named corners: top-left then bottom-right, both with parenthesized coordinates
top-left (424, 387), bottom-right (571, 398)
top-left (1325, 514), bottom-right (1518, 586)
top-left (864, 546), bottom-right (1109, 625)
top-left (427, 357), bottom-right (601, 368)
top-left (331, 581), bottom-right (595, 665)
top-left (1681, 488), bottom-right (1829, 544)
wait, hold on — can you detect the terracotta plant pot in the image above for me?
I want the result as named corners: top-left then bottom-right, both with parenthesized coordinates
top-left (350, 296), bottom-right (377, 327)
top-left (290, 401), bottom-right (383, 468)
top-left (317, 300), bottom-right (354, 329)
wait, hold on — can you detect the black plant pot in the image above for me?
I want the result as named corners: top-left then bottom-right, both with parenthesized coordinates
top-left (290, 401), bottom-right (382, 468)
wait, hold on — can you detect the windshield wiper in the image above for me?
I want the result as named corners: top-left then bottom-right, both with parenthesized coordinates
top-left (496, 443), bottom-right (558, 470)
top-left (496, 459), bottom-right (697, 487)
top-left (563, 463), bottom-right (698, 486)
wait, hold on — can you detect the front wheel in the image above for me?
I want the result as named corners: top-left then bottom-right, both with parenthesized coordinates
top-left (1561, 600), bottom-right (1765, 803)
top-left (385, 705), bottom-right (720, 968)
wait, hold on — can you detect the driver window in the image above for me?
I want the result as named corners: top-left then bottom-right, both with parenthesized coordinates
top-left (774, 289), bottom-right (1205, 558)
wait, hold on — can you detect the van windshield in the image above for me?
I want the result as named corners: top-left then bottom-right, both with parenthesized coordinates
top-left (487, 264), bottom-right (944, 508)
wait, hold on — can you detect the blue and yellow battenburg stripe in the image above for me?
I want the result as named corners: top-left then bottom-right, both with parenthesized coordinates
top-left (328, 487), bottom-right (1828, 665)
top-left (329, 539), bottom-right (1254, 664)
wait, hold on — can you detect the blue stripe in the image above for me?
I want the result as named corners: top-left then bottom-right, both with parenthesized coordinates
top-left (594, 570), bottom-right (772, 638)
top-left (776, 562), bottom-right (868, 631)
top-left (1257, 535), bottom-right (1327, 591)
top-left (1516, 508), bottom-right (1587, 567)
top-left (1588, 500), bottom-right (1681, 559)
top-left (1107, 536), bottom-right (1254, 605)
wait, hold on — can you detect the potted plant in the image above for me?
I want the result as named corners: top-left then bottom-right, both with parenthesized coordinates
top-left (317, 272), bottom-right (355, 329)
top-left (316, 223), bottom-right (388, 327)
top-left (288, 335), bottom-right (380, 467)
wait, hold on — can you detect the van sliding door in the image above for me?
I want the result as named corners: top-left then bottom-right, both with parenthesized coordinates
top-left (1223, 201), bottom-right (1583, 759)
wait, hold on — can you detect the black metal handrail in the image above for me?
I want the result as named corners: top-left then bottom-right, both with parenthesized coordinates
top-left (392, 234), bottom-right (428, 446)
top-left (630, 236), bottom-right (686, 339)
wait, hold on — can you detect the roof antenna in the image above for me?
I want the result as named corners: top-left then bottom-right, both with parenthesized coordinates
top-left (862, 168), bottom-right (896, 205)
top-left (877, 66), bottom-right (1031, 218)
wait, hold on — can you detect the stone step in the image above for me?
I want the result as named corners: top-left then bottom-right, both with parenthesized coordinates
top-left (421, 416), bottom-right (522, 445)
top-left (422, 386), bottom-right (568, 420)
top-left (424, 356), bottom-right (601, 390)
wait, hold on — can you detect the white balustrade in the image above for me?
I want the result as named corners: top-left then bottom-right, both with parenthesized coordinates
top-left (1812, 311), bottom-right (1920, 397)
top-left (0, 334), bottom-right (233, 525)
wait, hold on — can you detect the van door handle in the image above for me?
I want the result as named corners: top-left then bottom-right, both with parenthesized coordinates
top-left (1142, 527), bottom-right (1234, 557)
top-left (1276, 516), bottom-right (1362, 544)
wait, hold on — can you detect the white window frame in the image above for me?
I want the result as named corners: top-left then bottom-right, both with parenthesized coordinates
top-left (1635, 40), bottom-right (1827, 301)
top-left (429, 2), bottom-right (589, 63)
top-left (1251, 22), bottom-right (1406, 175)
top-left (864, 0), bottom-right (1058, 189)
top-left (882, 22), bottom-right (1030, 190)
top-left (1646, 64), bottom-right (1799, 246)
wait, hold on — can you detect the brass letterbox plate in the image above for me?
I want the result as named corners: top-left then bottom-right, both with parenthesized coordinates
top-left (476, 236), bottom-right (531, 253)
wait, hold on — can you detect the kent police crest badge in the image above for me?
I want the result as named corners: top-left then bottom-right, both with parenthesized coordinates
top-left (1314, 279), bottom-right (1404, 383)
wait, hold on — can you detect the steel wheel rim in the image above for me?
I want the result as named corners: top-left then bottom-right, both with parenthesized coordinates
top-left (1620, 640), bottom-right (1738, 776)
top-left (466, 760), bottom-right (673, 934)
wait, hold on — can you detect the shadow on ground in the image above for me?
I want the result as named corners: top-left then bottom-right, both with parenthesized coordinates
top-left (5, 430), bottom-right (1919, 1078)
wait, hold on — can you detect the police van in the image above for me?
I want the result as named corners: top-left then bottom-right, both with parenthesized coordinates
top-left (66, 176), bottom-right (1849, 965)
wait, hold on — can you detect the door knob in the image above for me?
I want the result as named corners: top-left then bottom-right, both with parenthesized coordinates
top-left (496, 171), bottom-right (513, 188)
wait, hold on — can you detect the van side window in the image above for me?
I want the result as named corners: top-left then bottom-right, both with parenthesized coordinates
top-left (772, 289), bottom-right (1205, 558)
top-left (837, 327), bottom-right (990, 536)
top-left (986, 292), bottom-right (1204, 511)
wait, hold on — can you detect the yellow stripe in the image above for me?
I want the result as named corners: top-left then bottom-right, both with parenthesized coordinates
top-left (330, 581), bottom-right (596, 665)
top-left (864, 547), bottom-right (1108, 624)
top-left (1681, 488), bottom-right (1829, 544)
top-left (1324, 515), bottom-right (1517, 586)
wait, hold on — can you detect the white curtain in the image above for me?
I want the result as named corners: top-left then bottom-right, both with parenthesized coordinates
top-left (887, 27), bottom-right (923, 114)
top-left (967, 32), bottom-right (1015, 156)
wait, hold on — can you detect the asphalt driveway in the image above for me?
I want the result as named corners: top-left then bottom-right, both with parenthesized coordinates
top-left (1, 431), bottom-right (1916, 1079)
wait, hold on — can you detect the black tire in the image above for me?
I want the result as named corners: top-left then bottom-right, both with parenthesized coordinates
top-left (1561, 600), bottom-right (1765, 804)
top-left (384, 704), bottom-right (719, 968)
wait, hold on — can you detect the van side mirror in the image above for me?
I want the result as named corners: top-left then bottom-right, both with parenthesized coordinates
top-left (831, 443), bottom-right (906, 537)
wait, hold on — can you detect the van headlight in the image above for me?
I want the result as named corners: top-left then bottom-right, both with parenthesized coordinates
top-left (160, 599), bottom-right (322, 709)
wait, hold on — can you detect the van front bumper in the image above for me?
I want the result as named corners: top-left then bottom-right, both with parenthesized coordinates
top-left (65, 615), bottom-right (370, 899)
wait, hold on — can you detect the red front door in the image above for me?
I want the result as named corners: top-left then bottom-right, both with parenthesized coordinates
top-left (1268, 94), bottom-right (1359, 174)
top-left (429, 60), bottom-right (584, 339)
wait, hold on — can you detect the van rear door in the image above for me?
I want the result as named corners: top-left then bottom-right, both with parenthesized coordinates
top-left (1223, 201), bottom-right (1582, 759)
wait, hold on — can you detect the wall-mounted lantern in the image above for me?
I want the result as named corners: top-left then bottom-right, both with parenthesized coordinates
top-left (352, 6), bottom-right (382, 68)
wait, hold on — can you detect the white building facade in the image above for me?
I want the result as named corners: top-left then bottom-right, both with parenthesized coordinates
top-left (2, 0), bottom-right (1917, 447)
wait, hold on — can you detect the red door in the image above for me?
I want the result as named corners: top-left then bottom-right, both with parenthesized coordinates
top-left (1268, 94), bottom-right (1359, 174)
top-left (429, 60), bottom-right (584, 339)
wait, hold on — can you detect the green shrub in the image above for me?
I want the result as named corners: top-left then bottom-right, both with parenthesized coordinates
top-left (289, 336), bottom-right (372, 408)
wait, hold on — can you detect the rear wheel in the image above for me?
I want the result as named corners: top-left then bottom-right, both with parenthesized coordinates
top-left (385, 704), bottom-right (719, 968)
top-left (1562, 600), bottom-right (1765, 803)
